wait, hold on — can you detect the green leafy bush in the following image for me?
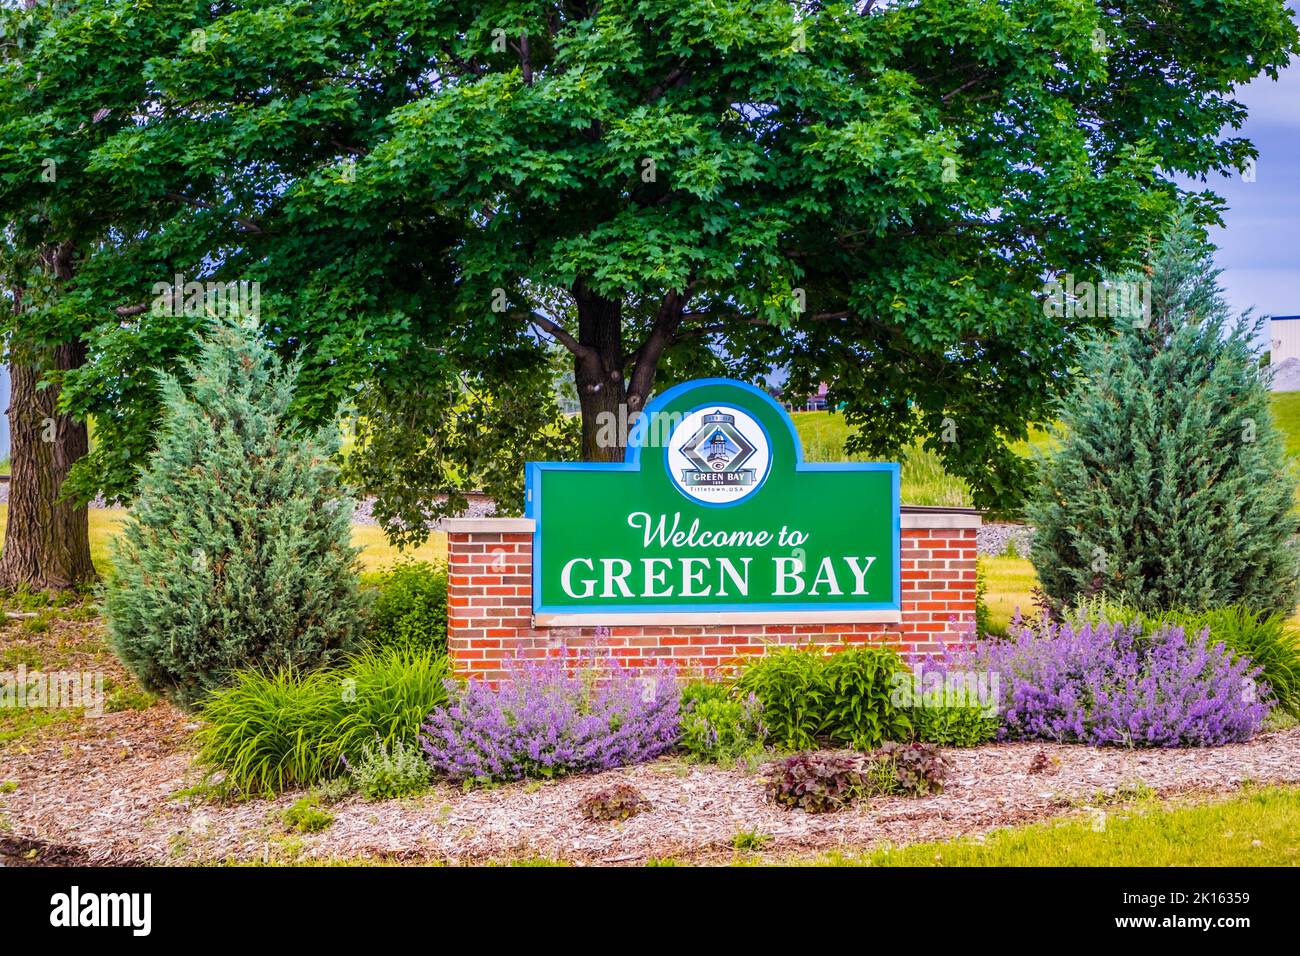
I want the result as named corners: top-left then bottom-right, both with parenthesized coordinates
top-left (105, 319), bottom-right (364, 710)
top-left (365, 561), bottom-right (448, 654)
top-left (735, 648), bottom-right (827, 749)
top-left (345, 735), bottom-right (432, 800)
top-left (196, 648), bottom-right (451, 795)
top-left (680, 680), bottom-right (730, 710)
top-left (736, 646), bottom-right (910, 749)
top-left (821, 647), bottom-right (913, 748)
top-left (911, 703), bottom-right (999, 747)
top-left (1028, 212), bottom-right (1300, 617)
top-left (1071, 598), bottom-right (1300, 719)
top-left (678, 681), bottom-right (765, 763)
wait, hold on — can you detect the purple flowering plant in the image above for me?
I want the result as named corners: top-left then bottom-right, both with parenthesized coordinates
top-left (420, 655), bottom-right (680, 783)
top-left (939, 619), bottom-right (1269, 747)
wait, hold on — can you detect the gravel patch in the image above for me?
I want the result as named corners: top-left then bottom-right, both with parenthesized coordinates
top-left (1270, 358), bottom-right (1300, 392)
top-left (351, 493), bottom-right (497, 527)
top-left (4, 704), bottom-right (1298, 866)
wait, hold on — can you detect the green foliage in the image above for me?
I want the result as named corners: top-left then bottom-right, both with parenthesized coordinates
top-left (1029, 211), bottom-right (1300, 616)
top-left (578, 783), bottom-right (653, 822)
top-left (911, 703), bottom-right (1000, 748)
top-left (731, 829), bottom-right (773, 852)
top-left (680, 680), bottom-right (732, 711)
top-left (345, 359), bottom-right (579, 544)
top-left (1071, 598), bottom-right (1300, 719)
top-left (365, 561), bottom-right (449, 655)
top-left (196, 649), bottom-right (451, 796)
top-left (345, 735), bottom-right (432, 801)
top-left (821, 647), bottom-right (913, 748)
top-left (736, 646), bottom-right (911, 750)
top-left (312, 777), bottom-right (354, 806)
top-left (104, 319), bottom-right (364, 710)
top-left (5, 1), bottom-right (1296, 520)
top-left (281, 796), bottom-right (334, 834)
top-left (735, 648), bottom-right (827, 750)
top-left (678, 682), bottom-right (766, 764)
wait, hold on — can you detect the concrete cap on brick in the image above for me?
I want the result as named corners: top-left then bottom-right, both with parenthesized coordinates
top-left (900, 512), bottom-right (981, 529)
top-left (441, 518), bottom-right (536, 533)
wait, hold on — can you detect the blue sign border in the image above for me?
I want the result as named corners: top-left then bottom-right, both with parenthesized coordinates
top-left (524, 378), bottom-right (902, 616)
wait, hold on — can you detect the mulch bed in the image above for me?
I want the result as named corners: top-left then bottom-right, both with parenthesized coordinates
top-left (4, 697), bottom-right (1300, 865)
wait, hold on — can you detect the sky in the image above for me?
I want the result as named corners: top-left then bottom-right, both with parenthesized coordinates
top-left (1178, 41), bottom-right (1300, 332)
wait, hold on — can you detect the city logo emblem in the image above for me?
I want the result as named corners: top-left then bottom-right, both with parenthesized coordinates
top-left (666, 405), bottom-right (771, 505)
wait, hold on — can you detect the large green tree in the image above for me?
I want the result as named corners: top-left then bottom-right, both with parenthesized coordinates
top-left (2, 0), bottom-right (1296, 555)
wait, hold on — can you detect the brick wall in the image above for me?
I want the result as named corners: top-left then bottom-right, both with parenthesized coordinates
top-left (445, 511), bottom-right (979, 682)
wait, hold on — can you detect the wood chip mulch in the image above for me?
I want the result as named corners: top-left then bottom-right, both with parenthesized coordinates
top-left (4, 706), bottom-right (1300, 866)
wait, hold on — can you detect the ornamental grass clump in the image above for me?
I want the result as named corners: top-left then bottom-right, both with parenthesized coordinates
top-left (421, 657), bottom-right (679, 784)
top-left (196, 648), bottom-right (451, 795)
top-left (948, 620), bottom-right (1269, 747)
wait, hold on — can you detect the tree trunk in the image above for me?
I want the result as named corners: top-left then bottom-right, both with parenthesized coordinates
top-left (0, 241), bottom-right (95, 591)
top-left (573, 282), bottom-right (628, 462)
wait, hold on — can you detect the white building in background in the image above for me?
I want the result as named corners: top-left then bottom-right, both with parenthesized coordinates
top-left (1269, 316), bottom-right (1300, 392)
top-left (1271, 316), bottom-right (1300, 364)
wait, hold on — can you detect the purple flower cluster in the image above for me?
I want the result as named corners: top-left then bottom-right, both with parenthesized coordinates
top-left (944, 620), bottom-right (1269, 747)
top-left (420, 657), bottom-right (680, 782)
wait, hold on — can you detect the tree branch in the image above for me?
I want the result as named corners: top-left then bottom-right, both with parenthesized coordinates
top-left (942, 73), bottom-right (994, 103)
top-left (515, 310), bottom-right (595, 360)
top-left (624, 288), bottom-right (691, 409)
top-left (510, 33), bottom-right (534, 85)
top-left (163, 192), bottom-right (264, 235)
top-left (645, 64), bottom-right (691, 103)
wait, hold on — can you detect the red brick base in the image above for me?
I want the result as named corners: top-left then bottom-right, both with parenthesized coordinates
top-left (444, 509), bottom-right (980, 682)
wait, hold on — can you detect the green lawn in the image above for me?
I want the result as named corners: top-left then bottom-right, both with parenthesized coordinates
top-left (980, 554), bottom-right (1039, 630)
top-left (803, 785), bottom-right (1300, 866)
top-left (791, 411), bottom-right (1056, 509)
top-left (0, 505), bottom-right (444, 578)
top-left (792, 412), bottom-right (971, 507)
top-left (1270, 391), bottom-right (1300, 459)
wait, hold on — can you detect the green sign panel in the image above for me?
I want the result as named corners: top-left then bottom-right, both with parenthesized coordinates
top-left (526, 379), bottom-right (900, 616)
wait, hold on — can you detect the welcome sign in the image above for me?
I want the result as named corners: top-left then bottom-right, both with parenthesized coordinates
top-left (525, 379), bottom-right (900, 622)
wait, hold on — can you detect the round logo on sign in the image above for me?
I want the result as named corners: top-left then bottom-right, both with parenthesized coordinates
top-left (665, 405), bottom-right (771, 505)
